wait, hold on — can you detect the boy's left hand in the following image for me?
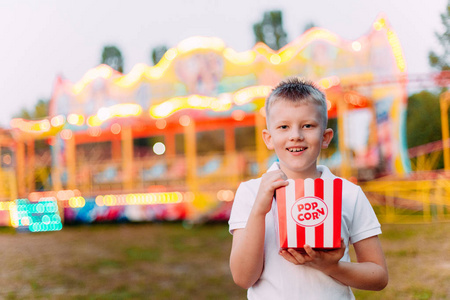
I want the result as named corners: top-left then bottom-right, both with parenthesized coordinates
top-left (279, 239), bottom-right (345, 275)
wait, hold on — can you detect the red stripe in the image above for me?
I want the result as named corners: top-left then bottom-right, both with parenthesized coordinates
top-left (333, 179), bottom-right (343, 248)
top-left (276, 187), bottom-right (288, 248)
top-left (295, 179), bottom-right (305, 248)
top-left (314, 178), bottom-right (324, 248)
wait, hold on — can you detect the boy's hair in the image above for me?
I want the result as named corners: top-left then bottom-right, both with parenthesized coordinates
top-left (265, 77), bottom-right (328, 129)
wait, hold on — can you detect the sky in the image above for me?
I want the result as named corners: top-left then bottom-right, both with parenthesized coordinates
top-left (0, 0), bottom-right (447, 127)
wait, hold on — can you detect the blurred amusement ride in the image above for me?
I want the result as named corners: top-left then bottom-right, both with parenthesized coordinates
top-left (0, 15), bottom-right (449, 232)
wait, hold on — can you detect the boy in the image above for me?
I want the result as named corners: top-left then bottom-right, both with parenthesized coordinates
top-left (229, 77), bottom-right (388, 299)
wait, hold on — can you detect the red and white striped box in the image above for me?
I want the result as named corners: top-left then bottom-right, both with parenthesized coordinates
top-left (274, 178), bottom-right (342, 250)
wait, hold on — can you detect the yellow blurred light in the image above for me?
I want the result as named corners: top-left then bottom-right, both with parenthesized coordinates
top-left (387, 29), bottom-right (407, 72)
top-left (94, 192), bottom-right (183, 206)
top-left (51, 115), bottom-right (65, 127)
top-left (233, 85), bottom-right (273, 105)
top-left (145, 59), bottom-right (171, 79)
top-left (72, 65), bottom-right (114, 95)
top-left (188, 95), bottom-right (202, 107)
top-left (126, 194), bottom-right (137, 205)
top-left (87, 104), bottom-right (142, 127)
top-left (319, 78), bottom-right (331, 89)
top-left (114, 63), bottom-right (147, 87)
top-left (317, 76), bottom-right (340, 90)
top-left (352, 41), bottom-right (362, 52)
top-left (39, 120), bottom-right (51, 131)
top-left (104, 195), bottom-right (117, 206)
top-left (373, 18), bottom-right (386, 31)
top-left (67, 114), bottom-right (84, 126)
top-left (69, 196), bottom-right (85, 208)
top-left (150, 100), bottom-right (177, 119)
top-left (254, 43), bottom-right (272, 57)
top-left (115, 103), bottom-right (142, 117)
top-left (164, 48), bottom-right (178, 60)
top-left (0, 201), bottom-right (14, 211)
top-left (87, 115), bottom-right (102, 127)
top-left (223, 48), bottom-right (256, 65)
top-left (279, 48), bottom-right (296, 62)
top-left (9, 203), bottom-right (18, 227)
top-left (269, 54), bottom-right (281, 64)
top-left (10, 118), bottom-right (56, 134)
top-left (150, 95), bottom-right (231, 119)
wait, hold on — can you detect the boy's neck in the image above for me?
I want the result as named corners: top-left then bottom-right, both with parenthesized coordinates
top-left (279, 165), bottom-right (322, 180)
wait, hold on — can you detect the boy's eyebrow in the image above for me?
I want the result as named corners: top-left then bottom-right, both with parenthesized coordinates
top-left (273, 118), bottom-right (320, 124)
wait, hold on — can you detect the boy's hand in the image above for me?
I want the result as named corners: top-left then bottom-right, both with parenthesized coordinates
top-left (252, 170), bottom-right (288, 216)
top-left (279, 239), bottom-right (345, 275)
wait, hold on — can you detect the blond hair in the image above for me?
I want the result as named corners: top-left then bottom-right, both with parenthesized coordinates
top-left (265, 77), bottom-right (328, 128)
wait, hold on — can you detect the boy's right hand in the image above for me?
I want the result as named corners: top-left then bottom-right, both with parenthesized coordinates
top-left (252, 170), bottom-right (289, 216)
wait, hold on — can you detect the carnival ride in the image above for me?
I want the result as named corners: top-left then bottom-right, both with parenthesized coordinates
top-left (0, 15), bottom-right (449, 231)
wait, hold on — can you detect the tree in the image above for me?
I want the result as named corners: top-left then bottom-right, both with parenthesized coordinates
top-left (406, 90), bottom-right (450, 169)
top-left (253, 10), bottom-right (288, 50)
top-left (406, 91), bottom-right (442, 149)
top-left (101, 45), bottom-right (124, 73)
top-left (14, 99), bottom-right (49, 120)
top-left (151, 45), bottom-right (168, 65)
top-left (429, 0), bottom-right (450, 71)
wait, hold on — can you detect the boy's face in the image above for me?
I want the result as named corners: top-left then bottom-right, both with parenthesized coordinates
top-left (262, 99), bottom-right (333, 179)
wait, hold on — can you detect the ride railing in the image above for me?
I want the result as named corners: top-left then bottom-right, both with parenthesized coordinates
top-left (361, 172), bottom-right (450, 223)
top-left (73, 151), bottom-right (268, 195)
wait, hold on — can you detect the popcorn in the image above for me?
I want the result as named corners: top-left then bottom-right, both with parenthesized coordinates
top-left (274, 178), bottom-right (342, 250)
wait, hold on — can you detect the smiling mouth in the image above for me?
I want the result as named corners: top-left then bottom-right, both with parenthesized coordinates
top-left (287, 147), bottom-right (307, 153)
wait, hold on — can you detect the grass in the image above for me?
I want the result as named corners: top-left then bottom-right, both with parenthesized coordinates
top-left (0, 222), bottom-right (449, 299)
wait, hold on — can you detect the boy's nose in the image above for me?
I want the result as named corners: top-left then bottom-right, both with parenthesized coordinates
top-left (289, 130), bottom-right (304, 141)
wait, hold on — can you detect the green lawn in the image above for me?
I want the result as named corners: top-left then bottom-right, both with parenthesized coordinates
top-left (0, 222), bottom-right (449, 299)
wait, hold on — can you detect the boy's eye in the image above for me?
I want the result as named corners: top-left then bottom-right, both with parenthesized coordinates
top-left (280, 125), bottom-right (288, 129)
top-left (303, 124), bottom-right (313, 128)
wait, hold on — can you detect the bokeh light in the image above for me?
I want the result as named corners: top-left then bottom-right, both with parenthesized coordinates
top-left (153, 142), bottom-right (166, 155)
top-left (111, 123), bottom-right (121, 134)
top-left (179, 115), bottom-right (191, 127)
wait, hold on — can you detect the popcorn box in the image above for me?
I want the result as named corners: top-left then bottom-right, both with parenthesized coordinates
top-left (274, 178), bottom-right (342, 250)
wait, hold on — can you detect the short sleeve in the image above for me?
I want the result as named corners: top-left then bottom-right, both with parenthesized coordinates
top-left (228, 180), bottom-right (258, 234)
top-left (349, 187), bottom-right (382, 244)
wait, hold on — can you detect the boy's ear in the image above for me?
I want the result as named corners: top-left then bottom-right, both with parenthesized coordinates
top-left (321, 128), bottom-right (334, 149)
top-left (262, 129), bottom-right (274, 150)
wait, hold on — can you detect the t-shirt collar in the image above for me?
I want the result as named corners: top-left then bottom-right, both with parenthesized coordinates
top-left (266, 162), bottom-right (336, 179)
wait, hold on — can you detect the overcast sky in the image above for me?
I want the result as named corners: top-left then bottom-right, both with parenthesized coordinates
top-left (0, 0), bottom-right (447, 127)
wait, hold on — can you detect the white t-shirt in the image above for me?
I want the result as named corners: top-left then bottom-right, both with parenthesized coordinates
top-left (229, 163), bottom-right (381, 300)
